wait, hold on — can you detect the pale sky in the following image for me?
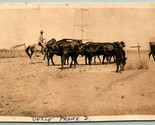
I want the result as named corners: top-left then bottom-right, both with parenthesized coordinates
top-left (1, 2), bottom-right (155, 50)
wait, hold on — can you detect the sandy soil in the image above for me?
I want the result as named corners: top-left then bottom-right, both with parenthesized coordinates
top-left (0, 51), bottom-right (155, 117)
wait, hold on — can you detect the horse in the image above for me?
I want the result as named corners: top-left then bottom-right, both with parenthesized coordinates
top-left (25, 41), bottom-right (46, 64)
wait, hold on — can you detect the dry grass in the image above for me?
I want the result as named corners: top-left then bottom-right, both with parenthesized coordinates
top-left (125, 63), bottom-right (135, 70)
top-left (125, 59), bottom-right (149, 70)
top-left (136, 60), bottom-right (149, 70)
top-left (0, 50), bottom-right (27, 58)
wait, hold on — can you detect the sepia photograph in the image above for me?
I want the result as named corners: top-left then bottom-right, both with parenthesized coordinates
top-left (0, 2), bottom-right (155, 122)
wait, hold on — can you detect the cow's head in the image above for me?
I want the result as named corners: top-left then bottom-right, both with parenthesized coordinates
top-left (120, 41), bottom-right (126, 48)
top-left (123, 57), bottom-right (127, 66)
top-left (114, 41), bottom-right (126, 50)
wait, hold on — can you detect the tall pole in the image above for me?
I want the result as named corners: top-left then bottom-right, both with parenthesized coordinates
top-left (81, 9), bottom-right (84, 41)
top-left (130, 42), bottom-right (141, 59)
top-left (137, 42), bottom-right (141, 59)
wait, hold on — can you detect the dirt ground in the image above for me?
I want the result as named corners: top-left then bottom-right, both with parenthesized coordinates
top-left (0, 51), bottom-right (155, 117)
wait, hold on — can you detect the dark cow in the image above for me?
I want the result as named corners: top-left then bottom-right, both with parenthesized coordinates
top-left (46, 39), bottom-right (67, 66)
top-left (101, 42), bottom-right (125, 64)
top-left (94, 56), bottom-right (102, 64)
top-left (82, 42), bottom-right (108, 65)
top-left (45, 38), bottom-right (74, 65)
top-left (84, 42), bottom-right (117, 65)
top-left (46, 38), bottom-right (83, 69)
top-left (149, 43), bottom-right (155, 61)
top-left (44, 38), bottom-right (58, 64)
top-left (114, 41), bottom-right (127, 73)
top-left (84, 55), bottom-right (101, 65)
top-left (103, 42), bottom-right (116, 64)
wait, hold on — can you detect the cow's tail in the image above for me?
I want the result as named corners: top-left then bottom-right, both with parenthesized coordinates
top-left (25, 45), bottom-right (31, 58)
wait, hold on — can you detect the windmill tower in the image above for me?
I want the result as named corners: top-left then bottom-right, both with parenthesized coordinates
top-left (73, 8), bottom-right (93, 42)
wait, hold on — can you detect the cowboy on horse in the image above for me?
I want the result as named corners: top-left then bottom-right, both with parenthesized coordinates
top-left (25, 30), bottom-right (46, 64)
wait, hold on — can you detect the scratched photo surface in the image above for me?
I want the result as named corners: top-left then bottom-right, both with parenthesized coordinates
top-left (0, 2), bottom-right (155, 117)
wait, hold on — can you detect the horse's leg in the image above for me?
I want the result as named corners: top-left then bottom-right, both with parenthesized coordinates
top-left (41, 48), bottom-right (44, 54)
top-left (30, 57), bottom-right (32, 64)
top-left (29, 50), bottom-right (34, 64)
top-left (34, 49), bottom-right (39, 57)
top-left (30, 54), bottom-right (33, 64)
top-left (43, 54), bottom-right (46, 61)
top-left (25, 45), bottom-right (31, 58)
top-left (25, 46), bottom-right (33, 64)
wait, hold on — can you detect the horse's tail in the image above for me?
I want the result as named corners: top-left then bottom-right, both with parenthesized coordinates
top-left (25, 45), bottom-right (31, 58)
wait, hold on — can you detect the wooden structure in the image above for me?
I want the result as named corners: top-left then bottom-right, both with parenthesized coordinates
top-left (10, 43), bottom-right (26, 57)
top-left (12, 43), bottom-right (26, 49)
top-left (73, 8), bottom-right (92, 42)
top-left (130, 42), bottom-right (141, 59)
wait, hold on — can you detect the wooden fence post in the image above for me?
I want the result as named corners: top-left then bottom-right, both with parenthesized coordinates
top-left (130, 42), bottom-right (141, 59)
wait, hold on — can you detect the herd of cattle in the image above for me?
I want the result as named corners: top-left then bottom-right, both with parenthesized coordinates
top-left (25, 38), bottom-right (127, 72)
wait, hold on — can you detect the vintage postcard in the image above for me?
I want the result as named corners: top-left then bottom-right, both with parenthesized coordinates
top-left (0, 2), bottom-right (155, 122)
